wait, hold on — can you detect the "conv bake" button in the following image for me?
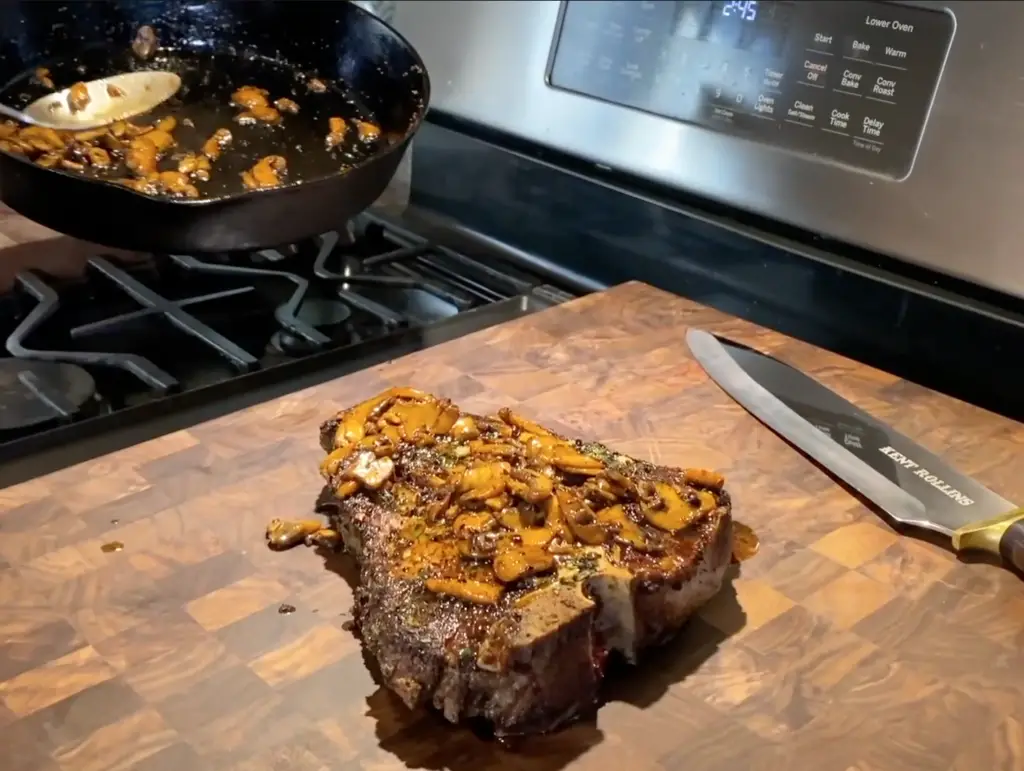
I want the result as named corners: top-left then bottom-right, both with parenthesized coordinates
top-left (835, 64), bottom-right (867, 95)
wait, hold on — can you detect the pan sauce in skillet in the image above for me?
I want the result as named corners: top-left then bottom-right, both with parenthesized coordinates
top-left (0, 35), bottom-right (390, 200)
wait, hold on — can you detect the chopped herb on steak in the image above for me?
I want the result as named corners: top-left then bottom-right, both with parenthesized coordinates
top-left (304, 387), bottom-right (733, 736)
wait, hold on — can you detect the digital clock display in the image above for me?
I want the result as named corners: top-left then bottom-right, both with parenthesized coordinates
top-left (704, 0), bottom-right (787, 55)
top-left (721, 1), bottom-right (758, 21)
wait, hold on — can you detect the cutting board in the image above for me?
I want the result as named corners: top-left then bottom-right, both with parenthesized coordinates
top-left (1, 281), bottom-right (1022, 771)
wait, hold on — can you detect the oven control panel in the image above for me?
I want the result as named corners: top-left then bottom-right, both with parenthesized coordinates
top-left (547, 1), bottom-right (954, 178)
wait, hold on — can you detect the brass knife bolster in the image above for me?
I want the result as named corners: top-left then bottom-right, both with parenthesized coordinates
top-left (952, 507), bottom-right (1024, 558)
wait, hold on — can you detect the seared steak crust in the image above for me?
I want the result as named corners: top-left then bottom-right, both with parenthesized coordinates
top-left (317, 387), bottom-right (733, 736)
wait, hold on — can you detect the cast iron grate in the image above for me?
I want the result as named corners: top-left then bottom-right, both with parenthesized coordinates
top-left (0, 214), bottom-right (539, 439)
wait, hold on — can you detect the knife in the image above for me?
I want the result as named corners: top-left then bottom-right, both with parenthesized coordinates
top-left (685, 328), bottom-right (1024, 574)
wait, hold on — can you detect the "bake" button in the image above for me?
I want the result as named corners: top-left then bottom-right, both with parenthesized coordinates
top-left (843, 35), bottom-right (873, 61)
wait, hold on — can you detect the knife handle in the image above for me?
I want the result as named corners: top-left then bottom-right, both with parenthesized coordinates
top-left (952, 508), bottom-right (1024, 573)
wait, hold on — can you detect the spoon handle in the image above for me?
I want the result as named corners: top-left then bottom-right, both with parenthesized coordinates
top-left (0, 103), bottom-right (35, 127)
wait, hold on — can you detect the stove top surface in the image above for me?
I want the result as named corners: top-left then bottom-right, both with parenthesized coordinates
top-left (0, 211), bottom-right (573, 486)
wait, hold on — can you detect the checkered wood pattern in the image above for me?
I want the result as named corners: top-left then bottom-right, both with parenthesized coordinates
top-left (0, 281), bottom-right (1022, 771)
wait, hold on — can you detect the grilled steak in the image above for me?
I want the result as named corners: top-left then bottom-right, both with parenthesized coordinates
top-left (315, 387), bottom-right (733, 736)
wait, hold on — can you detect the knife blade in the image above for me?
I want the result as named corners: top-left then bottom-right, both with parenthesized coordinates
top-left (685, 328), bottom-right (1024, 573)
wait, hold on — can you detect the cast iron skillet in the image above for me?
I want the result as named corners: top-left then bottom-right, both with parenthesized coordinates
top-left (0, 0), bottom-right (429, 253)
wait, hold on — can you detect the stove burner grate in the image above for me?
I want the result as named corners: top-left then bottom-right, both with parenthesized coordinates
top-left (269, 297), bottom-right (353, 356)
top-left (7, 271), bottom-right (179, 392)
top-left (0, 214), bottom-right (543, 435)
top-left (313, 231), bottom-right (473, 312)
top-left (170, 253), bottom-right (336, 350)
top-left (0, 359), bottom-right (95, 432)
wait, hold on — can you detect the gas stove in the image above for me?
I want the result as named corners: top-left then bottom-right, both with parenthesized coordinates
top-left (0, 211), bottom-right (576, 487)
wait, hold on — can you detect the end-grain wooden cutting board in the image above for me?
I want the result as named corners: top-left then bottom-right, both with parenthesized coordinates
top-left (1, 282), bottom-right (1022, 771)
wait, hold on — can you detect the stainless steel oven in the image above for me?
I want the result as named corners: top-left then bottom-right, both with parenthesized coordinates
top-left (395, 1), bottom-right (1024, 300)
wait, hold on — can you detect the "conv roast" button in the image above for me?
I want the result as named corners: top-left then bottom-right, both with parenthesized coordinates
top-left (867, 73), bottom-right (898, 102)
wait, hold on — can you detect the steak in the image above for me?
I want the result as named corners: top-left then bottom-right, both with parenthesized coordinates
top-left (315, 386), bottom-right (733, 736)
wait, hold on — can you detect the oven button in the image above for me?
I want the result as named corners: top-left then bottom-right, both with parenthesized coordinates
top-left (753, 92), bottom-right (778, 118)
top-left (826, 108), bottom-right (851, 133)
top-left (879, 42), bottom-right (909, 67)
top-left (835, 64), bottom-right (867, 96)
top-left (800, 57), bottom-right (829, 88)
top-left (852, 111), bottom-right (887, 155)
top-left (761, 66), bottom-right (784, 91)
top-left (785, 97), bottom-right (817, 126)
top-left (806, 30), bottom-right (836, 56)
top-left (859, 114), bottom-right (886, 140)
top-left (866, 73), bottom-right (898, 103)
top-left (843, 35), bottom-right (874, 61)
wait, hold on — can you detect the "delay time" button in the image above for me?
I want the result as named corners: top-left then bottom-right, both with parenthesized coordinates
top-left (859, 114), bottom-right (886, 141)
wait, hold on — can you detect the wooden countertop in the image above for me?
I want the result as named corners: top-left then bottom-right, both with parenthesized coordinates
top-left (1, 281), bottom-right (1022, 771)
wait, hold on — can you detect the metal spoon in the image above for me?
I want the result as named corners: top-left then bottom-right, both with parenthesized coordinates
top-left (0, 71), bottom-right (182, 131)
